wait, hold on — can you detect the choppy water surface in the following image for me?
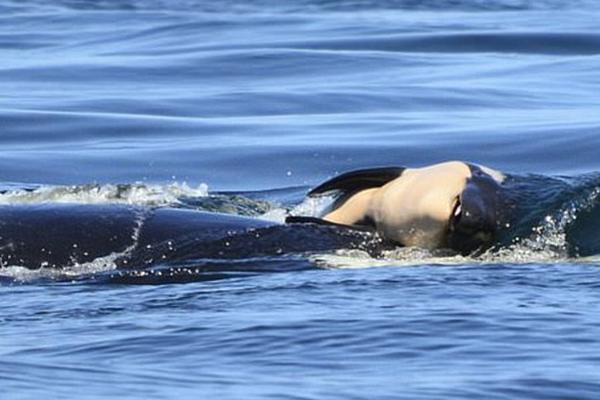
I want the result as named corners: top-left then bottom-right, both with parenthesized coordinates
top-left (2, 0), bottom-right (600, 398)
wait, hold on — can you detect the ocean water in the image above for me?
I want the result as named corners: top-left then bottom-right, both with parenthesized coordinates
top-left (3, 0), bottom-right (600, 398)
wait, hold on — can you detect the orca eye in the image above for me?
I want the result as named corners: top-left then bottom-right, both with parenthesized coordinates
top-left (450, 198), bottom-right (462, 228)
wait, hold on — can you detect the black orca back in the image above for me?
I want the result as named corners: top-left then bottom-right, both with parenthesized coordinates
top-left (0, 205), bottom-right (272, 269)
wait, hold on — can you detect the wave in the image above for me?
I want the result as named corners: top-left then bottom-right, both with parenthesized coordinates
top-left (0, 182), bottom-right (208, 207)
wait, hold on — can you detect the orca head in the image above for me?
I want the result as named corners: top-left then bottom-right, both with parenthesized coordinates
top-left (447, 165), bottom-right (503, 254)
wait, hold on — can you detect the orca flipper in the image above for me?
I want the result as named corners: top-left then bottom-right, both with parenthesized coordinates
top-left (308, 167), bottom-right (405, 197)
top-left (307, 166), bottom-right (405, 212)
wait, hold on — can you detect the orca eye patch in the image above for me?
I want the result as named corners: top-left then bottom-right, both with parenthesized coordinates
top-left (450, 198), bottom-right (462, 227)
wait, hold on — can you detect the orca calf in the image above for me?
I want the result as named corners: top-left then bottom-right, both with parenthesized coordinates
top-left (288, 161), bottom-right (508, 254)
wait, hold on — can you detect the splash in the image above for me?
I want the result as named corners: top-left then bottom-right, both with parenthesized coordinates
top-left (488, 184), bottom-right (600, 261)
top-left (310, 248), bottom-right (466, 269)
top-left (0, 182), bottom-right (208, 207)
top-left (260, 194), bottom-right (333, 223)
top-left (2, 252), bottom-right (120, 283)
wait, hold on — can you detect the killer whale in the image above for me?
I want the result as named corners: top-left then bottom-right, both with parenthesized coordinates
top-left (0, 203), bottom-right (377, 270)
top-left (0, 204), bottom-right (274, 269)
top-left (287, 161), bottom-right (508, 254)
top-left (0, 161), bottom-right (509, 270)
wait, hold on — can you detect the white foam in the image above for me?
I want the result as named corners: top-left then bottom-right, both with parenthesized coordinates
top-left (290, 195), bottom-right (334, 217)
top-left (0, 182), bottom-right (208, 206)
top-left (258, 194), bottom-right (334, 223)
top-left (1, 252), bottom-right (120, 282)
top-left (258, 207), bottom-right (289, 223)
top-left (311, 248), bottom-right (471, 269)
top-left (311, 246), bottom-right (588, 270)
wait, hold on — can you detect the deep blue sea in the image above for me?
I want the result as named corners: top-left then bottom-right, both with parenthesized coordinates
top-left (3, 0), bottom-right (600, 398)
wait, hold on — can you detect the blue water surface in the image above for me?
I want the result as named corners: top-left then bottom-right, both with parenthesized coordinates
top-left (2, 0), bottom-right (600, 399)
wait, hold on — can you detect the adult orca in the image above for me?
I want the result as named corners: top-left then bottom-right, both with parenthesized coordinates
top-left (0, 204), bottom-right (274, 269)
top-left (0, 204), bottom-right (376, 270)
top-left (288, 161), bottom-right (508, 254)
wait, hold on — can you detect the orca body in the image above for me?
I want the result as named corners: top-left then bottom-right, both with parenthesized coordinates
top-left (0, 204), bottom-right (274, 269)
top-left (0, 204), bottom-right (379, 271)
top-left (288, 161), bottom-right (508, 254)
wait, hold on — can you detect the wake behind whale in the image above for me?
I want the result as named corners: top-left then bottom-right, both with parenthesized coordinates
top-left (1, 166), bottom-right (600, 284)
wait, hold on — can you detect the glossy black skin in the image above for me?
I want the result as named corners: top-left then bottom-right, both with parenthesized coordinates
top-left (0, 204), bottom-right (273, 269)
top-left (446, 165), bottom-right (508, 254)
top-left (0, 204), bottom-right (381, 270)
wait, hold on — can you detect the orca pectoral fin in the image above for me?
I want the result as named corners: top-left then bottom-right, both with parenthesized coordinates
top-left (307, 166), bottom-right (405, 212)
top-left (285, 215), bottom-right (376, 233)
top-left (308, 166), bottom-right (405, 197)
